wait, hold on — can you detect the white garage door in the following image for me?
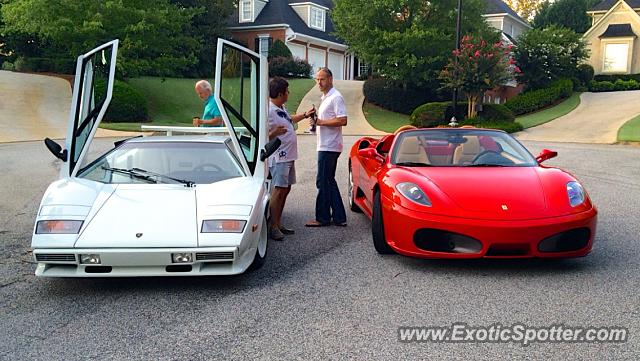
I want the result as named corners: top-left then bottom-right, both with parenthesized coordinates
top-left (308, 48), bottom-right (326, 74)
top-left (328, 53), bottom-right (344, 80)
top-left (287, 43), bottom-right (306, 61)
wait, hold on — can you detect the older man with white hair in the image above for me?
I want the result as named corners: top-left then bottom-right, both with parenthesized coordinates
top-left (193, 79), bottom-right (223, 127)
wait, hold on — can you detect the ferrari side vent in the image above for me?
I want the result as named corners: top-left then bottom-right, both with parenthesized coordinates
top-left (35, 254), bottom-right (77, 262)
top-left (413, 229), bottom-right (482, 254)
top-left (196, 252), bottom-right (234, 261)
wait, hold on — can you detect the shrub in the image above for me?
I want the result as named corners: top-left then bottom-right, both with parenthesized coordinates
top-left (459, 118), bottom-right (524, 133)
top-left (479, 103), bottom-right (515, 122)
top-left (589, 79), bottom-right (640, 92)
top-left (363, 77), bottom-right (444, 115)
top-left (576, 64), bottom-right (594, 85)
top-left (410, 102), bottom-right (450, 127)
top-left (95, 79), bottom-right (149, 123)
top-left (2, 62), bottom-right (14, 71)
top-left (268, 40), bottom-right (292, 59)
top-left (504, 78), bottom-right (573, 115)
top-left (594, 73), bottom-right (640, 83)
top-left (268, 56), bottom-right (311, 78)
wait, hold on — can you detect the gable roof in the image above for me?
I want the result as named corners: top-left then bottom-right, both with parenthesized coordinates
top-left (228, 0), bottom-right (343, 44)
top-left (584, 0), bottom-right (640, 38)
top-left (591, 0), bottom-right (640, 11)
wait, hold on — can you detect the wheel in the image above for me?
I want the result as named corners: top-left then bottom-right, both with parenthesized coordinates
top-left (248, 217), bottom-right (268, 271)
top-left (348, 162), bottom-right (362, 213)
top-left (372, 190), bottom-right (394, 254)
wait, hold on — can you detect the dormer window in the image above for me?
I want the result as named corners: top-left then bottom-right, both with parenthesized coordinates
top-left (310, 7), bottom-right (325, 30)
top-left (240, 0), bottom-right (253, 23)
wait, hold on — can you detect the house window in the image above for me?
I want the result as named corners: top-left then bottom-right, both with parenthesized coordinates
top-left (254, 36), bottom-right (272, 58)
top-left (603, 43), bottom-right (629, 72)
top-left (240, 0), bottom-right (252, 22)
top-left (310, 7), bottom-right (325, 30)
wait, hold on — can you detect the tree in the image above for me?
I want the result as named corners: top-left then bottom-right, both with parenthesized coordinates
top-left (440, 35), bottom-right (515, 118)
top-left (505, 0), bottom-right (544, 22)
top-left (169, 0), bottom-right (234, 77)
top-left (1, 0), bottom-right (201, 77)
top-left (332, 0), bottom-right (498, 88)
top-left (532, 0), bottom-right (597, 33)
top-left (268, 39), bottom-right (292, 60)
top-left (514, 26), bottom-right (588, 90)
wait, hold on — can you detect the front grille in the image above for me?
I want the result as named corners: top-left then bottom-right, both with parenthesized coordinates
top-left (35, 254), bottom-right (76, 262)
top-left (538, 228), bottom-right (591, 253)
top-left (413, 229), bottom-right (482, 254)
top-left (196, 252), bottom-right (234, 261)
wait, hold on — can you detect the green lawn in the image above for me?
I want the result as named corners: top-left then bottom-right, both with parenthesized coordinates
top-left (363, 102), bottom-right (411, 133)
top-left (618, 113), bottom-right (640, 142)
top-left (99, 77), bottom-right (315, 132)
top-left (515, 92), bottom-right (581, 129)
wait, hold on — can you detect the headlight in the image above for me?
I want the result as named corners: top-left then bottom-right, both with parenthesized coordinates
top-left (80, 254), bottom-right (101, 264)
top-left (567, 181), bottom-right (585, 207)
top-left (35, 220), bottom-right (83, 234)
top-left (172, 253), bottom-right (193, 263)
top-left (201, 220), bottom-right (247, 233)
top-left (396, 182), bottom-right (432, 207)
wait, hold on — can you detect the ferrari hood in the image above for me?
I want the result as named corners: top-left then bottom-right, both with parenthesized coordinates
top-left (75, 185), bottom-right (197, 248)
top-left (411, 167), bottom-right (549, 219)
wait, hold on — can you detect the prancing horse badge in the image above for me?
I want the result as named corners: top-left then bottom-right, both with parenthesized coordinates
top-left (136, 233), bottom-right (143, 238)
top-left (501, 204), bottom-right (508, 211)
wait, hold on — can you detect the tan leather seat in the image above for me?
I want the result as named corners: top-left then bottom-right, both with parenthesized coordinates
top-left (396, 137), bottom-right (429, 164)
top-left (453, 136), bottom-right (481, 164)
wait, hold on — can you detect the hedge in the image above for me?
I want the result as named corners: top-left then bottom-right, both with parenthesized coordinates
top-left (363, 77), bottom-right (444, 115)
top-left (504, 78), bottom-right (573, 115)
top-left (593, 73), bottom-right (640, 83)
top-left (459, 118), bottom-right (524, 133)
top-left (589, 78), bottom-right (640, 92)
top-left (411, 102), bottom-right (517, 130)
top-left (410, 102), bottom-right (450, 127)
top-left (268, 56), bottom-right (311, 78)
top-left (95, 79), bottom-right (149, 123)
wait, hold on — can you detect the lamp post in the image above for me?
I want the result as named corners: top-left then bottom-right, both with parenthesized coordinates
top-left (450, 0), bottom-right (462, 127)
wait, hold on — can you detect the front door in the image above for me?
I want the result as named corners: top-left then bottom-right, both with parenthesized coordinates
top-left (66, 40), bottom-right (119, 177)
top-left (214, 39), bottom-right (267, 178)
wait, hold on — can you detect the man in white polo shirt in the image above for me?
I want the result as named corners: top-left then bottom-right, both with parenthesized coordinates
top-left (305, 67), bottom-right (348, 227)
top-left (268, 77), bottom-right (315, 240)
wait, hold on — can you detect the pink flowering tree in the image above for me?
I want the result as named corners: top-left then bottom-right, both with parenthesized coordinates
top-left (440, 35), bottom-right (519, 119)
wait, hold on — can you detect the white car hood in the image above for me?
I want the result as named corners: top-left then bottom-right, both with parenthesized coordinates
top-left (75, 185), bottom-right (197, 248)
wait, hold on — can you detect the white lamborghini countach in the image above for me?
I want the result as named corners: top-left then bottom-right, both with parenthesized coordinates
top-left (31, 39), bottom-right (280, 277)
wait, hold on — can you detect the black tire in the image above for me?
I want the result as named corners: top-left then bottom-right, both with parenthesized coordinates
top-left (248, 217), bottom-right (268, 271)
top-left (372, 190), bottom-right (394, 254)
top-left (348, 162), bottom-right (363, 213)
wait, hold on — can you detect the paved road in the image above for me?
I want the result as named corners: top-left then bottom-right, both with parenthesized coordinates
top-left (516, 91), bottom-right (640, 144)
top-left (1, 136), bottom-right (639, 359)
top-left (0, 71), bottom-right (146, 143)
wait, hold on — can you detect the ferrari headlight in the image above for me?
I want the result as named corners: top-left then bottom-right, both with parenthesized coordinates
top-left (396, 182), bottom-right (432, 207)
top-left (567, 181), bottom-right (585, 207)
top-left (35, 220), bottom-right (83, 234)
top-left (201, 220), bottom-right (247, 233)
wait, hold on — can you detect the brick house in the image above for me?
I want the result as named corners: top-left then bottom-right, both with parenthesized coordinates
top-left (228, 0), bottom-right (354, 80)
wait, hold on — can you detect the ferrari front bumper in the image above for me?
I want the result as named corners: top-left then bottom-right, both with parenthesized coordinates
top-left (32, 246), bottom-right (254, 277)
top-left (382, 198), bottom-right (598, 259)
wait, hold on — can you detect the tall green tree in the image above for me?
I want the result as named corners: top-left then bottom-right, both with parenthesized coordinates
top-left (332, 0), bottom-right (498, 88)
top-left (1, 0), bottom-right (200, 76)
top-left (514, 25), bottom-right (588, 89)
top-left (532, 0), bottom-right (597, 33)
top-left (440, 35), bottom-right (515, 118)
top-left (169, 0), bottom-right (234, 77)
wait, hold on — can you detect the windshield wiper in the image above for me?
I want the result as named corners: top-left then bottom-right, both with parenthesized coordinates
top-left (101, 166), bottom-right (157, 183)
top-left (131, 167), bottom-right (195, 187)
top-left (396, 162), bottom-right (432, 167)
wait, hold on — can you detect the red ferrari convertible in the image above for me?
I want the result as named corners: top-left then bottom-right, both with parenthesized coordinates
top-left (348, 127), bottom-right (597, 259)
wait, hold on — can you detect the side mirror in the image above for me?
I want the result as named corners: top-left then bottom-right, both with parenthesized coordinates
top-left (358, 148), bottom-right (381, 160)
top-left (536, 149), bottom-right (557, 164)
top-left (44, 138), bottom-right (67, 162)
top-left (260, 137), bottom-right (282, 162)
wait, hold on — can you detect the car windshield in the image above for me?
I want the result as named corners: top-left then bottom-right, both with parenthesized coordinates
top-left (78, 141), bottom-right (245, 184)
top-left (391, 129), bottom-right (537, 167)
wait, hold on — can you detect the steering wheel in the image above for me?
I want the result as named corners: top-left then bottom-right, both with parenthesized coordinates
top-left (471, 150), bottom-right (502, 164)
top-left (193, 163), bottom-right (223, 172)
